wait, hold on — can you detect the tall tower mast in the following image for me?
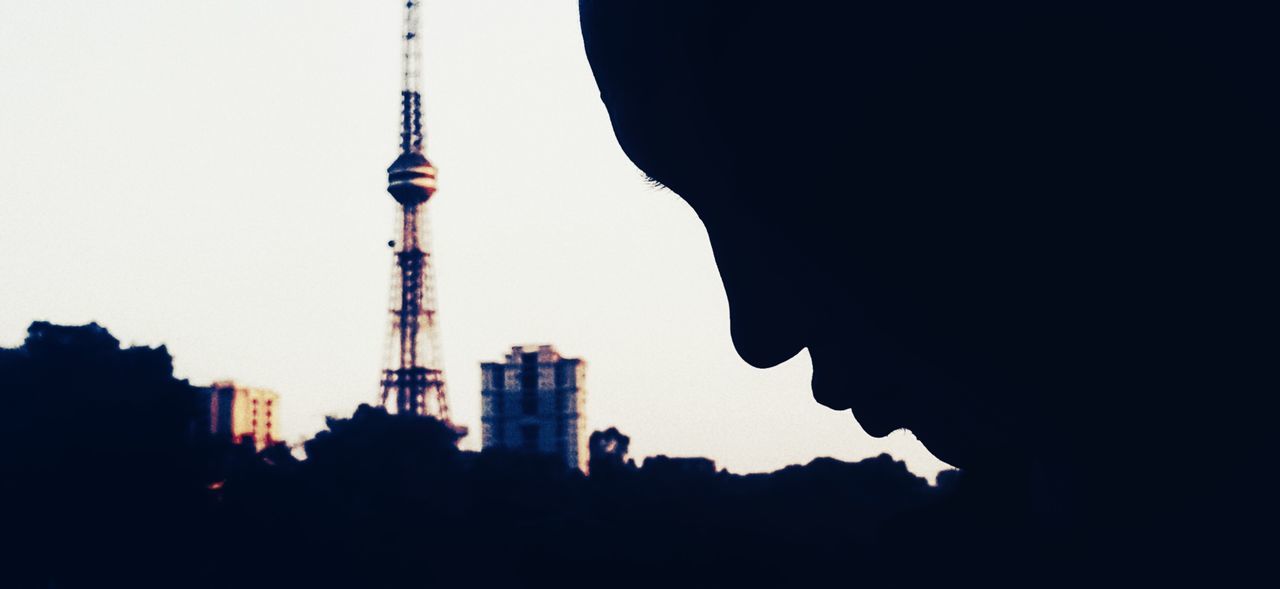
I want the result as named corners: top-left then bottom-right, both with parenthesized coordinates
top-left (381, 0), bottom-right (452, 424)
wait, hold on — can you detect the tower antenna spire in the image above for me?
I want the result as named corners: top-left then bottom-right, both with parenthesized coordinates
top-left (399, 0), bottom-right (423, 154)
top-left (380, 0), bottom-right (458, 431)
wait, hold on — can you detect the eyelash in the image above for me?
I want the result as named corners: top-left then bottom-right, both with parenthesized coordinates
top-left (642, 174), bottom-right (667, 190)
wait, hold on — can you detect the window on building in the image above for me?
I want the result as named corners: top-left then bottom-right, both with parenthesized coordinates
top-left (491, 366), bottom-right (504, 391)
top-left (521, 353), bottom-right (538, 388)
top-left (522, 353), bottom-right (538, 416)
top-left (523, 388), bottom-right (537, 415)
top-left (522, 425), bottom-right (539, 451)
top-left (557, 362), bottom-right (576, 389)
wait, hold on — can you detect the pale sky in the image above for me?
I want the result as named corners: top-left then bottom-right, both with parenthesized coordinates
top-left (0, 1), bottom-right (951, 480)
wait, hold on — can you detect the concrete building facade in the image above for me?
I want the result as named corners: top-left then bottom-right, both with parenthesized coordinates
top-left (481, 345), bottom-right (586, 471)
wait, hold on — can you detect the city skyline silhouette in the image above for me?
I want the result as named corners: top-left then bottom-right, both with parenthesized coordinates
top-left (3, 1), bottom-right (1272, 585)
top-left (0, 1), bottom-right (950, 478)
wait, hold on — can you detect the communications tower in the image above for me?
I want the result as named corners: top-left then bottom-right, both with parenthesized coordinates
top-left (380, 0), bottom-right (454, 426)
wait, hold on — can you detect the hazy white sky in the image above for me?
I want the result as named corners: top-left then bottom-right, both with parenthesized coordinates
top-left (0, 1), bottom-right (951, 479)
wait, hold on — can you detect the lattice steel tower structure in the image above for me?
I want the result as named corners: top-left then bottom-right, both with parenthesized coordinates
top-left (380, 0), bottom-right (453, 424)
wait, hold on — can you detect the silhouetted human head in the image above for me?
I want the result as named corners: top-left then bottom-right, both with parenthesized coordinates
top-left (580, 0), bottom-right (1275, 504)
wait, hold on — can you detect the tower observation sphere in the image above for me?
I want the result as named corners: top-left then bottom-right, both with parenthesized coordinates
top-left (387, 151), bottom-right (437, 206)
top-left (377, 0), bottom-right (459, 431)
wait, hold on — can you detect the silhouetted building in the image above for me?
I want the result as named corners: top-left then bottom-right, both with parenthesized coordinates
top-left (481, 345), bottom-right (586, 471)
top-left (199, 381), bottom-right (280, 451)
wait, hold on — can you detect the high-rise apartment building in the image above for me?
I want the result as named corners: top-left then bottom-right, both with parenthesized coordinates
top-left (480, 345), bottom-right (586, 471)
top-left (200, 381), bottom-right (281, 451)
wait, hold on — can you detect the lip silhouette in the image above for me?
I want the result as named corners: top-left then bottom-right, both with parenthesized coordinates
top-left (810, 343), bottom-right (905, 438)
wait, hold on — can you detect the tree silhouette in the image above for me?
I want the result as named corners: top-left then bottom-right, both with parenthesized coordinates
top-left (0, 323), bottom-right (957, 588)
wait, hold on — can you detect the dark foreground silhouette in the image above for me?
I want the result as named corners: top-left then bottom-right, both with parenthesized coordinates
top-left (580, 0), bottom-right (1275, 578)
top-left (1, 322), bottom-right (954, 588)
